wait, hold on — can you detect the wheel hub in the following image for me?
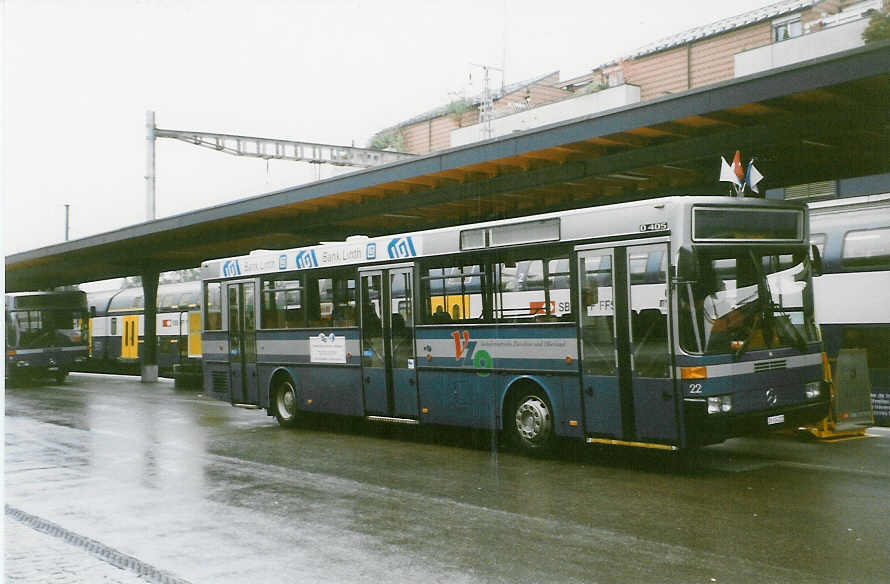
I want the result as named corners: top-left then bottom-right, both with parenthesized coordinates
top-left (515, 397), bottom-right (552, 444)
top-left (278, 386), bottom-right (296, 417)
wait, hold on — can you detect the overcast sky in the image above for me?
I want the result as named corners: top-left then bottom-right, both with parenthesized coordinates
top-left (3, 0), bottom-right (779, 261)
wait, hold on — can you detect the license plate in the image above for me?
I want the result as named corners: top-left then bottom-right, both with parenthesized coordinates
top-left (767, 414), bottom-right (785, 426)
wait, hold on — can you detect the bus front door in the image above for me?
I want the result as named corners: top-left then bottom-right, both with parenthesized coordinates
top-left (226, 281), bottom-right (258, 405)
top-left (360, 267), bottom-right (418, 420)
top-left (577, 241), bottom-right (677, 445)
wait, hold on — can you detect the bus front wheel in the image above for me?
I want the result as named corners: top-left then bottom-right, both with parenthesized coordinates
top-left (509, 390), bottom-right (554, 454)
top-left (273, 378), bottom-right (299, 428)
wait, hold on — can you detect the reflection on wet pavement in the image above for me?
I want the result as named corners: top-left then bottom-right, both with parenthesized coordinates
top-left (5, 373), bottom-right (889, 583)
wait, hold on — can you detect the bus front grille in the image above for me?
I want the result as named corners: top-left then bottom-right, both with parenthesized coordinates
top-left (754, 359), bottom-right (787, 372)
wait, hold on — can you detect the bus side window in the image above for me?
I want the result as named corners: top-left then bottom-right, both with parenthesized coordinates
top-left (309, 277), bottom-right (332, 327)
top-left (204, 282), bottom-right (222, 330)
top-left (308, 274), bottom-right (356, 328)
top-left (331, 275), bottom-right (356, 327)
top-left (261, 277), bottom-right (304, 329)
top-left (422, 264), bottom-right (484, 323)
top-left (6, 311), bottom-right (18, 347)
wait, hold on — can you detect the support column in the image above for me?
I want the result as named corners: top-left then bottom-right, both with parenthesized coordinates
top-left (141, 270), bottom-right (159, 382)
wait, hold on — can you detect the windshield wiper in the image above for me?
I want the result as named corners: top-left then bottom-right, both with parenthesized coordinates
top-left (770, 304), bottom-right (808, 352)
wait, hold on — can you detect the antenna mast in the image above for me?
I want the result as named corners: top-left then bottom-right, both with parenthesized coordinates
top-left (470, 64), bottom-right (504, 141)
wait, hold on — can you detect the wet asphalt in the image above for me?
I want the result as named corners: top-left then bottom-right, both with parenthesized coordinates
top-left (5, 373), bottom-right (889, 584)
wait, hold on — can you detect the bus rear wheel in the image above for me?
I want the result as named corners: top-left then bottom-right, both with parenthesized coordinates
top-left (273, 378), bottom-right (299, 428)
top-left (509, 390), bottom-right (554, 454)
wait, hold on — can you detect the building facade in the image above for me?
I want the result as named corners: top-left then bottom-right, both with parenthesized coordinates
top-left (374, 0), bottom-right (886, 155)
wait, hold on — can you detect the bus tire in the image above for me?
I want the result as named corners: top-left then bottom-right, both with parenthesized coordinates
top-left (508, 389), bottom-right (554, 454)
top-left (272, 377), bottom-right (299, 428)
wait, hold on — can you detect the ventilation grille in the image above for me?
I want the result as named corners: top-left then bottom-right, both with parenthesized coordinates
top-left (754, 359), bottom-right (787, 372)
top-left (212, 370), bottom-right (229, 394)
top-left (784, 180), bottom-right (836, 201)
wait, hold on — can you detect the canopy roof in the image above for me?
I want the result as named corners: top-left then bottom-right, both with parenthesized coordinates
top-left (6, 43), bottom-right (889, 292)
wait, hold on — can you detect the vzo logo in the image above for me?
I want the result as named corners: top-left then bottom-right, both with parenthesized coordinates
top-left (387, 237), bottom-right (416, 259)
top-left (222, 260), bottom-right (241, 277)
top-left (451, 330), bottom-right (492, 377)
top-left (295, 250), bottom-right (318, 269)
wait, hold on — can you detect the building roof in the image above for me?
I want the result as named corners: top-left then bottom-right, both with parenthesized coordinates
top-left (376, 70), bottom-right (561, 133)
top-left (602, 0), bottom-right (817, 67)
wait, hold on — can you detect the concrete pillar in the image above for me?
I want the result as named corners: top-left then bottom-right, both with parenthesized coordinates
top-left (141, 270), bottom-right (159, 382)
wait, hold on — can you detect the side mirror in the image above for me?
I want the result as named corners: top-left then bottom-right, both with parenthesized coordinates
top-left (89, 306), bottom-right (97, 318)
top-left (810, 244), bottom-right (823, 277)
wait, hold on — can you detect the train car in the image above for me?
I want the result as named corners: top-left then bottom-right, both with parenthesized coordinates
top-left (5, 290), bottom-right (89, 384)
top-left (809, 193), bottom-right (890, 425)
top-left (85, 281), bottom-right (203, 384)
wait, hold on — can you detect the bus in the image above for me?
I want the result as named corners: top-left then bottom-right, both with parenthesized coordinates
top-left (199, 196), bottom-right (830, 452)
top-left (84, 281), bottom-right (203, 385)
top-left (809, 193), bottom-right (890, 426)
top-left (5, 290), bottom-right (89, 384)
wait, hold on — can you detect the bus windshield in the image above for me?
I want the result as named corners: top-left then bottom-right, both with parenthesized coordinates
top-left (6, 309), bottom-right (88, 349)
top-left (678, 249), bottom-right (820, 355)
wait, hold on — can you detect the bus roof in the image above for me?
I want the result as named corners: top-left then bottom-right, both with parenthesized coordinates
top-left (5, 290), bottom-right (87, 310)
top-left (201, 195), bottom-right (807, 280)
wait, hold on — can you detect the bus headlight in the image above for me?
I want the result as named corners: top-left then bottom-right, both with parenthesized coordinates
top-left (707, 395), bottom-right (732, 414)
top-left (805, 382), bottom-right (821, 399)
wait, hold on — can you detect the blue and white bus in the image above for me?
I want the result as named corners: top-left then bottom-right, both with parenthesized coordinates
top-left (199, 196), bottom-right (830, 452)
top-left (5, 290), bottom-right (89, 384)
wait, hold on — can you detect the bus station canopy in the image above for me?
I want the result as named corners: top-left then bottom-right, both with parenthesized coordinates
top-left (6, 42), bottom-right (889, 292)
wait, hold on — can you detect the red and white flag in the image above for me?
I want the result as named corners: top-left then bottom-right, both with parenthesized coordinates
top-left (731, 150), bottom-right (745, 184)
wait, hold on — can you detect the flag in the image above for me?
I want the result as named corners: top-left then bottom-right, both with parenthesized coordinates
top-left (731, 150), bottom-right (745, 184)
top-left (719, 156), bottom-right (741, 187)
top-left (745, 159), bottom-right (764, 194)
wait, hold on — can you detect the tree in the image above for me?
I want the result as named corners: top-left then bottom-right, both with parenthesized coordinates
top-left (863, 10), bottom-right (890, 44)
top-left (444, 98), bottom-right (474, 126)
top-left (368, 129), bottom-right (406, 151)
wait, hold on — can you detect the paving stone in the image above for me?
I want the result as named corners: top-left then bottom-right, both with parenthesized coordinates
top-left (4, 517), bottom-right (147, 584)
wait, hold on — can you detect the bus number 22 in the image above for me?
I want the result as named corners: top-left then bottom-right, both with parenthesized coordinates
top-left (688, 383), bottom-right (703, 394)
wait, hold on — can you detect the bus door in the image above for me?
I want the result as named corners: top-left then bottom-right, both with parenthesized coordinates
top-left (121, 315), bottom-right (139, 359)
top-left (576, 240), bottom-right (677, 444)
top-left (226, 281), bottom-right (258, 405)
top-left (360, 267), bottom-right (418, 420)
